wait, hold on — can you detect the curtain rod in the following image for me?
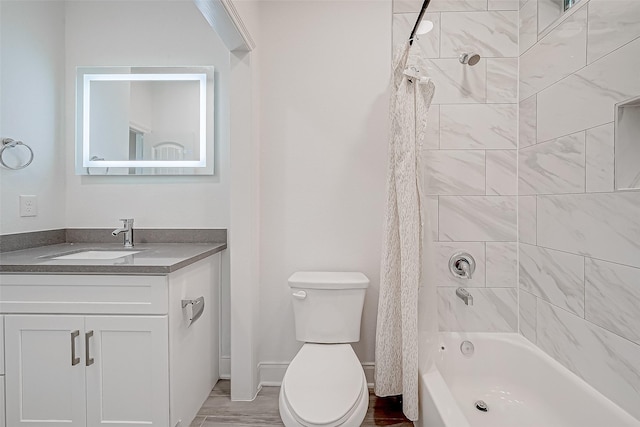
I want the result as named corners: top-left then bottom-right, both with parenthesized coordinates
top-left (408, 0), bottom-right (432, 45)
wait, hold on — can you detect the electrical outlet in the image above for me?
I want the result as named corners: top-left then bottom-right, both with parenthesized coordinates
top-left (19, 195), bottom-right (38, 217)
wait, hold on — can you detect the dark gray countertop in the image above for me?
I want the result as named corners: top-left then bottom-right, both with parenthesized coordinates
top-left (0, 242), bottom-right (226, 275)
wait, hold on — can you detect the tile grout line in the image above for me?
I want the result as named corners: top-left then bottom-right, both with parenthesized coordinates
top-left (484, 149), bottom-right (488, 196)
top-left (533, 195), bottom-right (537, 245)
top-left (583, 255), bottom-right (587, 322)
top-left (521, 0), bottom-right (585, 58)
top-left (584, 127), bottom-right (589, 192)
top-left (532, 293), bottom-right (538, 344)
top-left (422, 148), bottom-right (516, 152)
top-left (533, 93), bottom-right (537, 145)
top-left (432, 102), bottom-right (518, 106)
top-left (585, 1), bottom-right (590, 64)
top-left (520, 241), bottom-right (640, 271)
top-left (533, 34), bottom-right (640, 101)
top-left (516, 56), bottom-right (520, 333)
top-left (520, 188), bottom-right (640, 197)
top-left (536, 297), bottom-right (640, 349)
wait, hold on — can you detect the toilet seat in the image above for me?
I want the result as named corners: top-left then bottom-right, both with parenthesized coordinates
top-left (280, 343), bottom-right (368, 426)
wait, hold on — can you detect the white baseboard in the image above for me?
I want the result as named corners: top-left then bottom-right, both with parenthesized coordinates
top-left (219, 356), bottom-right (231, 379)
top-left (363, 363), bottom-right (375, 387)
top-left (259, 362), bottom-right (375, 388)
top-left (258, 362), bottom-right (288, 386)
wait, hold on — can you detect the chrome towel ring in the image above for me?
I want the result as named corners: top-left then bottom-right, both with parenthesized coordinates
top-left (0, 138), bottom-right (34, 170)
top-left (86, 156), bottom-right (109, 175)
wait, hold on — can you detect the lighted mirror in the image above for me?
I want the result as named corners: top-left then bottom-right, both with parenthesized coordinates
top-left (75, 66), bottom-right (214, 175)
top-left (615, 95), bottom-right (640, 190)
top-left (539, 0), bottom-right (582, 35)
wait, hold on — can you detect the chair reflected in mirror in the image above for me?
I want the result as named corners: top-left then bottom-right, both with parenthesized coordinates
top-left (152, 141), bottom-right (185, 175)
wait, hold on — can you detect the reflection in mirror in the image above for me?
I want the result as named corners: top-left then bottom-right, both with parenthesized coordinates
top-left (76, 66), bottom-right (214, 175)
top-left (538, 0), bottom-right (582, 35)
top-left (615, 96), bottom-right (640, 190)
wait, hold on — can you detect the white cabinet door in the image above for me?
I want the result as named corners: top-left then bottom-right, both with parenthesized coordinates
top-left (1, 375), bottom-right (6, 427)
top-left (4, 315), bottom-right (86, 427)
top-left (1, 315), bottom-right (5, 374)
top-left (85, 316), bottom-right (169, 426)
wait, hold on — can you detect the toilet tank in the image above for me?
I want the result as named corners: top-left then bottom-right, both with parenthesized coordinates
top-left (288, 271), bottom-right (369, 343)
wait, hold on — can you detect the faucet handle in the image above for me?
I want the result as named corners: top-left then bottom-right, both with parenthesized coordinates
top-left (119, 218), bottom-right (134, 226)
top-left (459, 259), bottom-right (471, 277)
top-left (449, 252), bottom-right (476, 279)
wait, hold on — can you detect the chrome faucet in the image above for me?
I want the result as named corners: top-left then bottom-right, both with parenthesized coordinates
top-left (112, 218), bottom-right (134, 248)
top-left (456, 287), bottom-right (473, 306)
top-left (449, 252), bottom-right (476, 280)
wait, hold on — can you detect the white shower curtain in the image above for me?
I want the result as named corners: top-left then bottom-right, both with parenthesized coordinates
top-left (375, 42), bottom-right (435, 421)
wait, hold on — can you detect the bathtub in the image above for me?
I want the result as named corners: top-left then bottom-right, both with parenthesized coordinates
top-left (417, 333), bottom-right (640, 427)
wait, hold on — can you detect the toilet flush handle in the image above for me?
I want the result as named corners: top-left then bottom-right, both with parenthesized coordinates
top-left (292, 290), bottom-right (307, 300)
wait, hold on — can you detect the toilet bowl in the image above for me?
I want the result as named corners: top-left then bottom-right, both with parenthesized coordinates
top-left (279, 272), bottom-right (370, 427)
top-left (279, 344), bottom-right (368, 427)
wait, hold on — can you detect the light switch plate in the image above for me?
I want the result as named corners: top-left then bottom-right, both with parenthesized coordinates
top-left (19, 195), bottom-right (37, 217)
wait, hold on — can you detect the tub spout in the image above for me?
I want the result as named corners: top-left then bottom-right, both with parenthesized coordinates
top-left (456, 287), bottom-right (473, 306)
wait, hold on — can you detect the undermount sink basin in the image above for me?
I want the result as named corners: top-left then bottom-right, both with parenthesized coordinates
top-left (52, 250), bottom-right (141, 260)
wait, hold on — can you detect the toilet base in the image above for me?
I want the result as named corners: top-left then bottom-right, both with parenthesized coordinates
top-left (278, 379), bottom-right (368, 427)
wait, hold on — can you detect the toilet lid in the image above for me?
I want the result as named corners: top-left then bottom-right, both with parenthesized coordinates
top-left (283, 344), bottom-right (365, 426)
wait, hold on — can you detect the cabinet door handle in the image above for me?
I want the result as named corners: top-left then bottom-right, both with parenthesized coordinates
top-left (85, 330), bottom-right (94, 366)
top-left (71, 330), bottom-right (80, 366)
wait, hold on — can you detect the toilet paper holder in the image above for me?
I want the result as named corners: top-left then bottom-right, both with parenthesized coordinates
top-left (181, 296), bottom-right (205, 327)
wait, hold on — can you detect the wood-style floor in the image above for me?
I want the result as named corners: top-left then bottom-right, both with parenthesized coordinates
top-left (191, 380), bottom-right (413, 426)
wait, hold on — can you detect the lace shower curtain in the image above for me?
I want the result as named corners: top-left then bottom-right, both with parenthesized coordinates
top-left (374, 42), bottom-right (435, 421)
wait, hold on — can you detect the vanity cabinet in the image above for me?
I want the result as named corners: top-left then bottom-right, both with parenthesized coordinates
top-left (4, 315), bottom-right (168, 426)
top-left (0, 253), bottom-right (221, 427)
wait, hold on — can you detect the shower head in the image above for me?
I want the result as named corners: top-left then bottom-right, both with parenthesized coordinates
top-left (416, 19), bottom-right (434, 35)
top-left (459, 52), bottom-right (481, 66)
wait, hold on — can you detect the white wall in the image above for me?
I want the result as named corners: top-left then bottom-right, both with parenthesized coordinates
top-left (64, 0), bottom-right (230, 229)
top-left (257, 0), bottom-right (392, 375)
top-left (0, 1), bottom-right (66, 234)
top-left (225, 0), bottom-right (262, 396)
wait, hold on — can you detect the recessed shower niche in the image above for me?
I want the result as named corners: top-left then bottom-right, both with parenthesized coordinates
top-left (615, 95), bottom-right (640, 190)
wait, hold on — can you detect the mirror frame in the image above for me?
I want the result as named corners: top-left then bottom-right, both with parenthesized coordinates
top-left (75, 66), bottom-right (215, 175)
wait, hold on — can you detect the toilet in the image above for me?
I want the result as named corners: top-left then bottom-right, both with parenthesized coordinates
top-left (279, 271), bottom-right (370, 427)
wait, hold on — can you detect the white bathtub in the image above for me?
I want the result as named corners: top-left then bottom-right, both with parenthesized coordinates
top-left (417, 333), bottom-right (640, 427)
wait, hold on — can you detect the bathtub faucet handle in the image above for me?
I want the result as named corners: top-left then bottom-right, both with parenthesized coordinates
top-left (458, 259), bottom-right (472, 279)
top-left (449, 252), bottom-right (476, 280)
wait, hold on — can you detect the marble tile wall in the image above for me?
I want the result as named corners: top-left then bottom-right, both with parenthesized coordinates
top-left (518, 0), bottom-right (640, 420)
top-left (393, 0), bottom-right (519, 333)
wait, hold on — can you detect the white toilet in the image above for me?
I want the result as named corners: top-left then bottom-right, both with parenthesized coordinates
top-left (279, 271), bottom-right (370, 427)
